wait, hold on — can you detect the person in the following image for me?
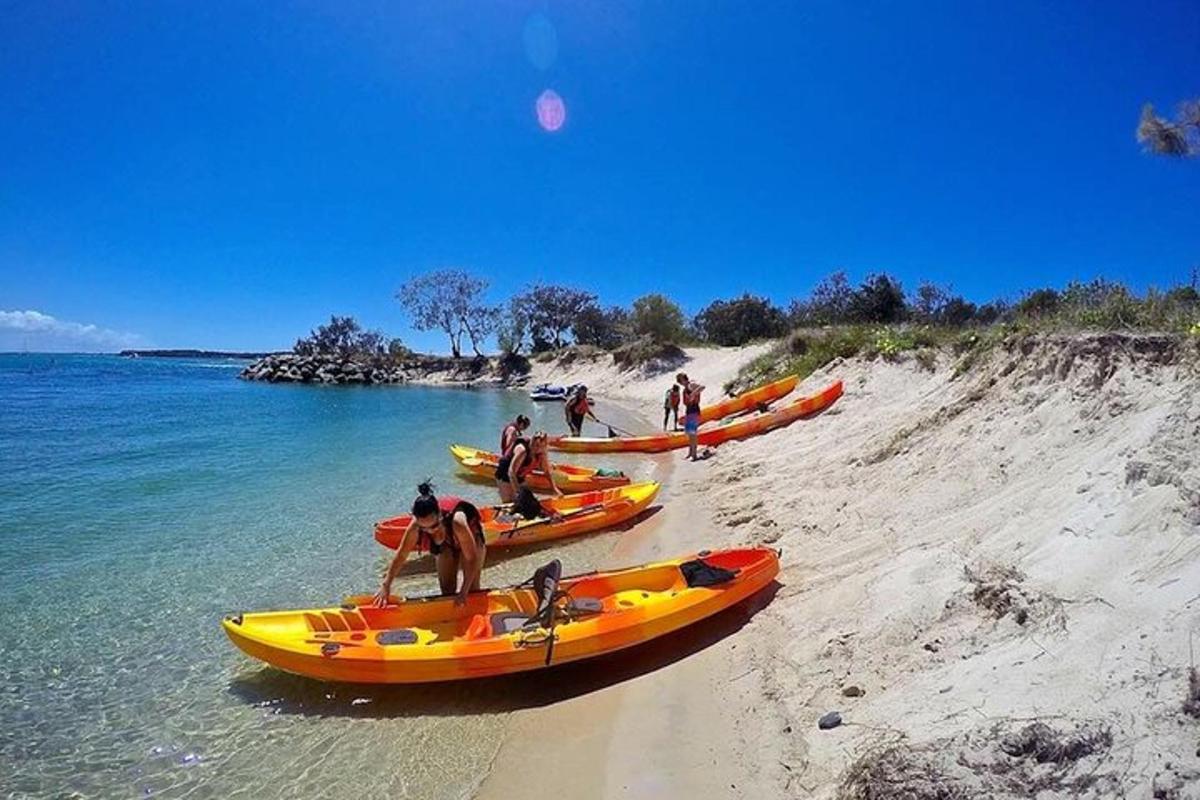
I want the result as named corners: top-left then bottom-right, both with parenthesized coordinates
top-left (564, 385), bottom-right (598, 437)
top-left (677, 372), bottom-right (705, 460)
top-left (374, 483), bottom-right (486, 608)
top-left (500, 414), bottom-right (530, 455)
top-left (663, 384), bottom-right (681, 431)
top-left (494, 430), bottom-right (562, 503)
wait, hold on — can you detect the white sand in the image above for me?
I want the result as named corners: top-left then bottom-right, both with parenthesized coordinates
top-left (480, 334), bottom-right (1200, 798)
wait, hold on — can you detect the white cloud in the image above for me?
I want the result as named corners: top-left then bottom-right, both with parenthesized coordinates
top-left (0, 310), bottom-right (143, 352)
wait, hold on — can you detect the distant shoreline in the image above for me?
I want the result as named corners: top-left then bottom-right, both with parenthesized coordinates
top-left (118, 349), bottom-right (285, 360)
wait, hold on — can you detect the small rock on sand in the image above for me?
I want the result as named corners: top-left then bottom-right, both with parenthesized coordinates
top-left (818, 711), bottom-right (843, 730)
top-left (842, 685), bottom-right (865, 697)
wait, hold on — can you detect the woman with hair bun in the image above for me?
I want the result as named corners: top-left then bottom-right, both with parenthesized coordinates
top-left (373, 482), bottom-right (487, 607)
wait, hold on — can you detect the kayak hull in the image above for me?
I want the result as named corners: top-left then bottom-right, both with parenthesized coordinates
top-left (222, 546), bottom-right (780, 683)
top-left (373, 482), bottom-right (661, 550)
top-left (448, 444), bottom-right (631, 494)
top-left (549, 380), bottom-right (842, 454)
top-left (698, 373), bottom-right (799, 424)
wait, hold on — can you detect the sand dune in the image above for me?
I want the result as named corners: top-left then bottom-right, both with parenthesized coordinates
top-left (481, 333), bottom-right (1200, 798)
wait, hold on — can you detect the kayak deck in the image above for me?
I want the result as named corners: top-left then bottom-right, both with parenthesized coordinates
top-left (223, 546), bottom-right (780, 683)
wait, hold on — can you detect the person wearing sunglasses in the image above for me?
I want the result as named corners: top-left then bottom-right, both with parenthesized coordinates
top-left (495, 430), bottom-right (562, 503)
top-left (374, 482), bottom-right (486, 608)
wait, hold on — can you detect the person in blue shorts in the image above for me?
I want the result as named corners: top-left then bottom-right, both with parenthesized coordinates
top-left (676, 372), bottom-right (705, 460)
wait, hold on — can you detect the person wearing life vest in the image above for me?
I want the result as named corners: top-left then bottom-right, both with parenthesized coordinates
top-left (564, 385), bottom-right (598, 436)
top-left (677, 372), bottom-right (705, 461)
top-left (374, 482), bottom-right (487, 607)
top-left (500, 414), bottom-right (530, 455)
top-left (663, 384), bottom-right (682, 431)
top-left (494, 431), bottom-right (562, 502)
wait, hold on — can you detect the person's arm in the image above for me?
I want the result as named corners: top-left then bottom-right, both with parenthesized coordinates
top-left (451, 513), bottom-right (482, 606)
top-left (540, 450), bottom-right (563, 496)
top-left (374, 522), bottom-right (417, 606)
top-left (585, 399), bottom-right (599, 421)
top-left (509, 446), bottom-right (527, 497)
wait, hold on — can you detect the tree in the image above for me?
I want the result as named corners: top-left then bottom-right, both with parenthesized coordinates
top-left (1137, 100), bottom-right (1200, 157)
top-left (1016, 288), bottom-right (1060, 318)
top-left (397, 270), bottom-right (497, 358)
top-left (511, 284), bottom-right (596, 349)
top-left (910, 282), bottom-right (950, 323)
top-left (693, 294), bottom-right (788, 346)
top-left (574, 305), bottom-right (629, 349)
top-left (790, 271), bottom-right (855, 326)
top-left (631, 294), bottom-right (687, 343)
top-left (849, 273), bottom-right (907, 323)
top-left (293, 315), bottom-right (388, 359)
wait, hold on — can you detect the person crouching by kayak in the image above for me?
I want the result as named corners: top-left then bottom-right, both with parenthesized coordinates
top-left (663, 383), bottom-right (681, 431)
top-left (495, 431), bottom-right (562, 503)
top-left (564, 385), bottom-right (598, 437)
top-left (374, 483), bottom-right (486, 608)
top-left (677, 372), bottom-right (705, 460)
top-left (500, 414), bottom-right (530, 455)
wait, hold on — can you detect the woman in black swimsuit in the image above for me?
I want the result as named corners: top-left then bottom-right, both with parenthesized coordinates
top-left (374, 483), bottom-right (487, 607)
top-left (494, 431), bottom-right (562, 503)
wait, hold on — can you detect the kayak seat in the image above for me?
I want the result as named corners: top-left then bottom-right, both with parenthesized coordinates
top-left (490, 612), bottom-right (534, 635)
top-left (376, 628), bottom-right (419, 646)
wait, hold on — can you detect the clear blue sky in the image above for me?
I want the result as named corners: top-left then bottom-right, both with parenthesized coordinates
top-left (1, 1), bottom-right (1197, 352)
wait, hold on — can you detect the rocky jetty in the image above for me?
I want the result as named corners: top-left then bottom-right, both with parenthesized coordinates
top-left (240, 352), bottom-right (531, 386)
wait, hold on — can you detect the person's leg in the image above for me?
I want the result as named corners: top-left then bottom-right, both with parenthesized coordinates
top-left (468, 544), bottom-right (486, 591)
top-left (436, 551), bottom-right (459, 596)
top-left (663, 407), bottom-right (669, 431)
top-left (497, 480), bottom-right (515, 504)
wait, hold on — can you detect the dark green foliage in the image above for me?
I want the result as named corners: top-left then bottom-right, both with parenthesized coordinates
top-left (693, 294), bottom-right (789, 346)
top-left (511, 284), bottom-right (597, 350)
top-left (293, 316), bottom-right (391, 360)
top-left (1016, 288), bottom-right (1061, 318)
top-left (849, 273), bottom-right (907, 323)
top-left (631, 294), bottom-right (687, 344)
top-left (789, 271), bottom-right (855, 326)
top-left (574, 305), bottom-right (630, 349)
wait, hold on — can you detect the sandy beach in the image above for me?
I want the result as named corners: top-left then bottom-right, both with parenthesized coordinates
top-left (478, 337), bottom-right (1200, 798)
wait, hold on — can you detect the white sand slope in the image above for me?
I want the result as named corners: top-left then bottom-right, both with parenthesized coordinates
top-left (481, 333), bottom-right (1200, 799)
top-left (523, 342), bottom-right (777, 408)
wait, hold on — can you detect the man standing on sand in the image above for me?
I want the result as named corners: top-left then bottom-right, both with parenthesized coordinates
top-left (663, 383), bottom-right (681, 431)
top-left (677, 372), bottom-right (704, 460)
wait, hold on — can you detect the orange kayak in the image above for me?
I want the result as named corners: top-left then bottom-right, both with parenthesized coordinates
top-left (222, 546), bottom-right (780, 683)
top-left (549, 380), bottom-right (842, 453)
top-left (448, 444), bottom-right (631, 494)
top-left (373, 482), bottom-right (660, 551)
top-left (698, 373), bottom-right (798, 423)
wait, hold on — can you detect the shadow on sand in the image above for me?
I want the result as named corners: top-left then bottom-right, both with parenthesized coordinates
top-left (227, 579), bottom-right (780, 719)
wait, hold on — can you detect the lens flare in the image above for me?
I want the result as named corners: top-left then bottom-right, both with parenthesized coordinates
top-left (535, 90), bottom-right (566, 132)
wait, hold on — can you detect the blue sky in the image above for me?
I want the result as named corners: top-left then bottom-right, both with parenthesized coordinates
top-left (1, 1), bottom-right (1197, 352)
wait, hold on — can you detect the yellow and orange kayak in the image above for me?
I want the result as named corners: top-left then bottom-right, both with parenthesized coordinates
top-left (222, 546), bottom-right (779, 683)
top-left (698, 373), bottom-right (799, 424)
top-left (549, 380), bottom-right (842, 453)
top-left (448, 444), bottom-right (631, 494)
top-left (373, 482), bottom-right (660, 551)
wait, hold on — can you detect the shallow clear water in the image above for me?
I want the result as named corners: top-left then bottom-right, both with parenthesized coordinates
top-left (0, 355), bottom-right (650, 799)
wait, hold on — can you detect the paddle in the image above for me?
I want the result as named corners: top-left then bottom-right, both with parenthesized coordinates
top-left (593, 417), bottom-right (637, 437)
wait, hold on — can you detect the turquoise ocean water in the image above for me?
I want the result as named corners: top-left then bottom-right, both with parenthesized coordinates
top-left (0, 354), bottom-right (651, 799)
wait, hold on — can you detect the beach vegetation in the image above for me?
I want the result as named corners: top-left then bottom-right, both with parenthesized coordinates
top-left (511, 284), bottom-right (597, 350)
top-left (573, 304), bottom-right (630, 349)
top-left (693, 294), bottom-right (788, 346)
top-left (293, 315), bottom-right (391, 360)
top-left (397, 269), bottom-right (499, 358)
top-left (1137, 99), bottom-right (1200, 157)
top-left (630, 293), bottom-right (688, 344)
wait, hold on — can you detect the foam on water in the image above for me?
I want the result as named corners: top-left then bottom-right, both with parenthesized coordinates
top-left (0, 355), bottom-right (643, 798)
